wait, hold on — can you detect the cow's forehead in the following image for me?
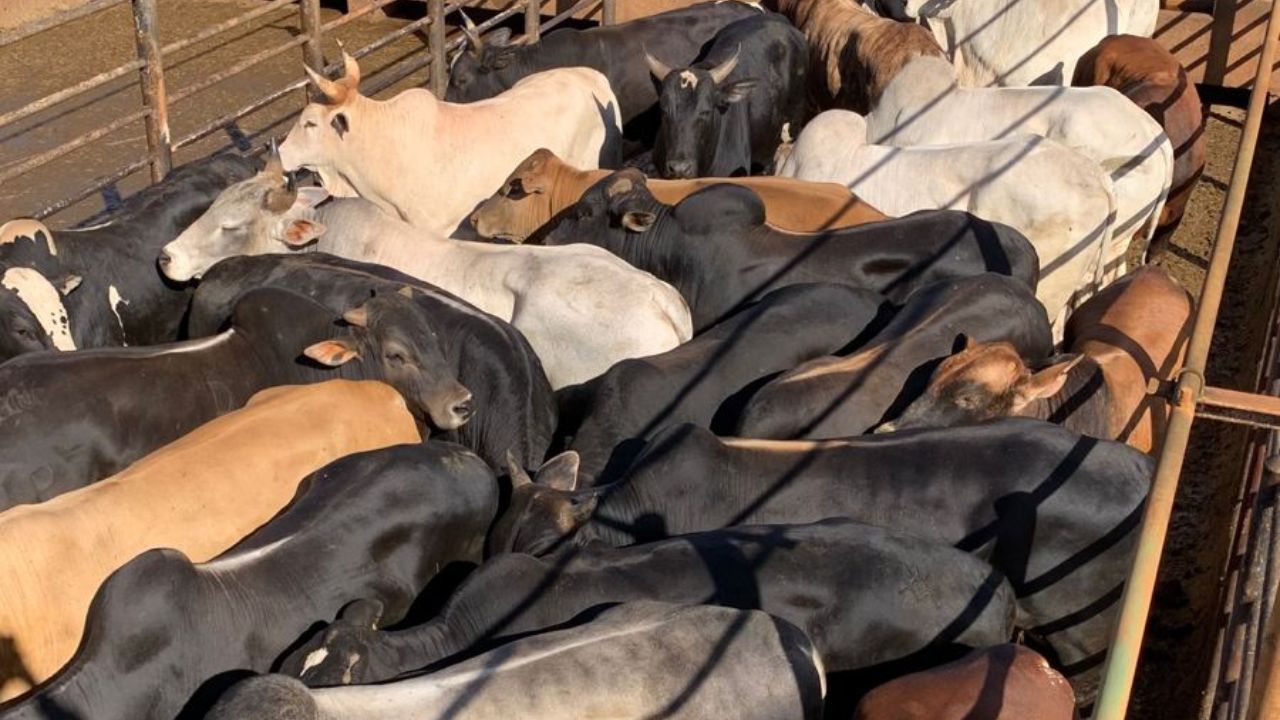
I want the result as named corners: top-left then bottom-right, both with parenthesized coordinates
top-left (210, 178), bottom-right (271, 209)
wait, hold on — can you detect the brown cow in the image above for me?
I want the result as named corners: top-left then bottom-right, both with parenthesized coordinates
top-left (855, 645), bottom-right (1075, 720)
top-left (770, 0), bottom-right (945, 113)
top-left (470, 148), bottom-right (887, 242)
top-left (879, 266), bottom-right (1192, 453)
top-left (0, 380), bottom-right (420, 700)
top-left (1073, 35), bottom-right (1205, 257)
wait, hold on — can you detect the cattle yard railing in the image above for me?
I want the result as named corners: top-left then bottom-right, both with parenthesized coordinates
top-left (0, 0), bottom-right (615, 222)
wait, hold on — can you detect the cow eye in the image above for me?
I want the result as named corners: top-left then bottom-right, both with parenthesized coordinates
top-left (14, 327), bottom-right (32, 340)
top-left (505, 180), bottom-right (527, 199)
top-left (220, 221), bottom-right (244, 232)
top-left (384, 350), bottom-right (407, 365)
top-left (304, 120), bottom-right (317, 128)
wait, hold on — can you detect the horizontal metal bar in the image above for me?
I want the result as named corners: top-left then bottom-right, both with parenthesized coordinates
top-left (540, 0), bottom-right (601, 32)
top-left (441, 4), bottom-right (524, 55)
top-left (32, 155), bottom-right (151, 220)
top-left (0, 0), bottom-right (128, 48)
top-left (344, 9), bottom-right (436, 62)
top-left (0, 106), bottom-right (149, 186)
top-left (159, 0), bottom-right (298, 59)
top-left (320, 0), bottom-right (401, 33)
top-left (171, 77), bottom-right (307, 151)
top-left (0, 57), bottom-right (144, 132)
top-left (1201, 386), bottom-right (1280, 422)
top-left (167, 34), bottom-right (309, 107)
top-left (363, 43), bottom-right (437, 97)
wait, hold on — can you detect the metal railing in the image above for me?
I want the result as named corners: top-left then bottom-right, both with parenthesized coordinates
top-left (0, 0), bottom-right (614, 222)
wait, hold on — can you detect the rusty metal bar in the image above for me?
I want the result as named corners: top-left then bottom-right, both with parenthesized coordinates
top-left (363, 44), bottom-right (437, 96)
top-left (525, 0), bottom-right (541, 40)
top-left (0, 107), bottom-right (149, 186)
top-left (1093, 0), bottom-right (1280, 716)
top-left (429, 0), bottom-right (448, 95)
top-left (540, 0), bottom-right (600, 33)
top-left (0, 58), bottom-right (143, 132)
top-left (320, 0), bottom-right (400, 33)
top-left (160, 0), bottom-right (298, 59)
top-left (132, 0), bottom-right (172, 182)
top-left (300, 0), bottom-right (326, 75)
top-left (167, 34), bottom-right (309, 107)
top-left (602, 0), bottom-right (616, 26)
top-left (346, 11), bottom-right (437, 65)
top-left (172, 78), bottom-right (307, 151)
top-left (1206, 0), bottom-right (1241, 88)
top-left (33, 156), bottom-right (152, 220)
top-left (0, 0), bottom-right (127, 47)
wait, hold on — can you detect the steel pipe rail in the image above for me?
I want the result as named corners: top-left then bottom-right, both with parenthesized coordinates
top-left (0, 0), bottom-right (127, 48)
top-left (1093, 1), bottom-right (1280, 717)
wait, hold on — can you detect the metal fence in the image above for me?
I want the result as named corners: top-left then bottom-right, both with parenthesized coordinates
top-left (1, 0), bottom-right (1279, 718)
top-left (0, 0), bottom-right (614, 221)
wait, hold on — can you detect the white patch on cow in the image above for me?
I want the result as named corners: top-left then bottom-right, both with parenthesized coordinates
top-left (129, 330), bottom-right (234, 358)
top-left (0, 219), bottom-right (57, 255)
top-left (64, 218), bottom-right (115, 232)
top-left (780, 122), bottom-right (793, 144)
top-left (108, 285), bottom-right (129, 344)
top-left (202, 535), bottom-right (290, 572)
top-left (679, 70), bottom-right (698, 90)
top-left (341, 653), bottom-right (360, 685)
top-left (1, 267), bottom-right (76, 350)
top-left (810, 642), bottom-right (827, 699)
top-left (300, 647), bottom-right (330, 675)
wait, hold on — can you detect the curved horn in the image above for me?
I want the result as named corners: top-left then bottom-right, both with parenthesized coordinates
top-left (337, 41), bottom-right (361, 93)
top-left (342, 305), bottom-right (369, 327)
top-left (709, 45), bottom-right (741, 85)
top-left (458, 11), bottom-right (485, 55)
top-left (643, 47), bottom-right (672, 82)
top-left (303, 63), bottom-right (345, 103)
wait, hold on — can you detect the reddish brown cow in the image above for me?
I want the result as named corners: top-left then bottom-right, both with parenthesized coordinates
top-left (855, 645), bottom-right (1075, 720)
top-left (879, 266), bottom-right (1192, 453)
top-left (1074, 35), bottom-right (1205, 257)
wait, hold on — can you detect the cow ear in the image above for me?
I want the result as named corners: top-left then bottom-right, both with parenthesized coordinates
top-left (304, 337), bottom-right (360, 366)
top-left (535, 451), bottom-right (580, 492)
top-left (296, 186), bottom-right (330, 209)
top-left (1012, 354), bottom-right (1084, 410)
top-left (330, 112), bottom-right (349, 138)
top-left (282, 219), bottom-right (327, 247)
top-left (718, 79), bottom-right (758, 106)
top-left (338, 598), bottom-right (384, 630)
top-left (487, 28), bottom-right (513, 48)
top-left (58, 274), bottom-right (82, 295)
top-left (621, 211), bottom-right (656, 233)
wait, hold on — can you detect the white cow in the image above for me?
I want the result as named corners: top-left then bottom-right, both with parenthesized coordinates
top-left (866, 0), bottom-right (1158, 87)
top-left (159, 159), bottom-right (692, 390)
top-left (780, 110), bottom-right (1115, 333)
top-left (279, 49), bottom-right (622, 237)
top-left (866, 55), bottom-right (1172, 280)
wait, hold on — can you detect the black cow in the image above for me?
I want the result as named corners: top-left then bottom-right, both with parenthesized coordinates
top-left (555, 282), bottom-right (890, 486)
top-left (648, 13), bottom-right (809, 178)
top-left (492, 419), bottom-right (1152, 702)
top-left (281, 519), bottom-right (1015, 714)
top-left (190, 253), bottom-right (556, 470)
top-left (445, 2), bottom-right (762, 139)
top-left (543, 169), bottom-right (1039, 330)
top-left (0, 443), bottom-right (497, 720)
top-left (0, 153), bottom-right (257, 363)
top-left (737, 273), bottom-right (1054, 439)
top-left (0, 288), bottom-right (473, 510)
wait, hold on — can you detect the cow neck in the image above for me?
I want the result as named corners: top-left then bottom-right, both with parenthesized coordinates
top-left (550, 162), bottom-right (606, 220)
top-left (375, 619), bottom-right (457, 674)
top-left (325, 95), bottom-right (433, 224)
top-left (1016, 357), bottom-right (1114, 439)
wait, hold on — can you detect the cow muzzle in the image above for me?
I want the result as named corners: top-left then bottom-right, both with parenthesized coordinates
top-left (427, 386), bottom-right (474, 431)
top-left (662, 160), bottom-right (697, 180)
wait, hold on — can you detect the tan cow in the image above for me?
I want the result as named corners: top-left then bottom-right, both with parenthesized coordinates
top-left (880, 266), bottom-right (1193, 453)
top-left (470, 148), bottom-right (887, 242)
top-left (1074, 35), bottom-right (1205, 258)
top-left (0, 380), bottom-right (419, 700)
top-left (855, 645), bottom-right (1075, 720)
top-left (771, 0), bottom-right (945, 113)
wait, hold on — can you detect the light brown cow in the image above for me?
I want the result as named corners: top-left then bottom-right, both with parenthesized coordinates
top-left (855, 645), bottom-right (1075, 720)
top-left (770, 0), bottom-right (945, 113)
top-left (880, 266), bottom-right (1192, 453)
top-left (470, 148), bottom-right (887, 242)
top-left (0, 380), bottom-right (419, 700)
top-left (1074, 35), bottom-right (1205, 257)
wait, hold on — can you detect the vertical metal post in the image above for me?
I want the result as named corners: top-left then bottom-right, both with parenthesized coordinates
top-left (525, 0), bottom-right (540, 41)
top-left (602, 0), bottom-right (616, 26)
top-left (428, 0), bottom-right (447, 96)
top-left (299, 0), bottom-right (325, 74)
top-left (131, 0), bottom-right (171, 182)
top-left (1092, 2), bottom-right (1280, 718)
top-left (1206, 0), bottom-right (1240, 87)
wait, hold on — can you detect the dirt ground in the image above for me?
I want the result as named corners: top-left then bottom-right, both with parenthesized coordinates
top-left (3, 2), bottom-right (1280, 718)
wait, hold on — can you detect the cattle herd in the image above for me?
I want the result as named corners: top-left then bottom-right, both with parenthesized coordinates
top-left (0, 0), bottom-right (1210, 718)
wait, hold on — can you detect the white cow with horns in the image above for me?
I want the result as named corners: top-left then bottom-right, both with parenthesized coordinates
top-left (279, 48), bottom-right (622, 237)
top-left (159, 150), bottom-right (692, 390)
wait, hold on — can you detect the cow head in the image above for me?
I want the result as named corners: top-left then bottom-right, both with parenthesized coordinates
top-left (876, 337), bottom-right (1083, 433)
top-left (647, 46), bottom-right (757, 179)
top-left (0, 219), bottom-right (81, 359)
top-left (277, 598), bottom-right (389, 688)
top-left (488, 451), bottom-right (597, 556)
top-left (543, 168), bottom-right (665, 247)
top-left (159, 145), bottom-right (329, 282)
top-left (0, 285), bottom-right (57, 360)
top-left (469, 149), bottom-right (560, 242)
top-left (445, 12), bottom-right (517, 103)
top-left (303, 287), bottom-right (475, 432)
top-left (279, 46), bottom-right (363, 181)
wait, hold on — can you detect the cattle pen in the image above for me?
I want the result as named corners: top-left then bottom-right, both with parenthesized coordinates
top-left (1, 1), bottom-right (1280, 719)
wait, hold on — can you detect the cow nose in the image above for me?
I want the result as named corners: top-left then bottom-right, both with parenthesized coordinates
top-left (451, 393), bottom-right (474, 424)
top-left (157, 251), bottom-right (171, 270)
top-left (664, 160), bottom-right (695, 179)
